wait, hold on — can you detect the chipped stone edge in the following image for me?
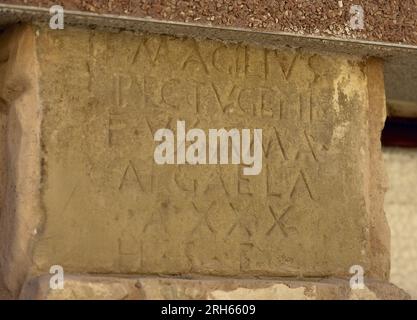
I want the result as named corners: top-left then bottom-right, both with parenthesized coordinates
top-left (364, 59), bottom-right (391, 280)
top-left (0, 24), bottom-right (43, 298)
top-left (19, 274), bottom-right (410, 300)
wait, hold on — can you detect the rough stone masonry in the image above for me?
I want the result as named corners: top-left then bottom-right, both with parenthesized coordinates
top-left (0, 23), bottom-right (399, 299)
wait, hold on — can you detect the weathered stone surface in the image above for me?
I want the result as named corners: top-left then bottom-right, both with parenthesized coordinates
top-left (20, 275), bottom-right (409, 300)
top-left (0, 24), bottom-right (389, 295)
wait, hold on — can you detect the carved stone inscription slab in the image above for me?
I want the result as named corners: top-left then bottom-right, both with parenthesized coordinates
top-left (31, 26), bottom-right (383, 277)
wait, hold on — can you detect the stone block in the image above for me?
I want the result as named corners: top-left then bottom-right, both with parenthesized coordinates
top-left (0, 24), bottom-right (389, 295)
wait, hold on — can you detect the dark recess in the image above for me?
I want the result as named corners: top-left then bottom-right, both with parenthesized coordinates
top-left (382, 117), bottom-right (417, 148)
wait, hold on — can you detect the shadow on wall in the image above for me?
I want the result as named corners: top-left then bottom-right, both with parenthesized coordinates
top-left (383, 147), bottom-right (417, 300)
top-left (382, 115), bottom-right (417, 299)
top-left (382, 117), bottom-right (417, 148)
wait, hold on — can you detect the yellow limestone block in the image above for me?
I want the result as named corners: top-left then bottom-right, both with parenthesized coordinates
top-left (0, 24), bottom-right (389, 294)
